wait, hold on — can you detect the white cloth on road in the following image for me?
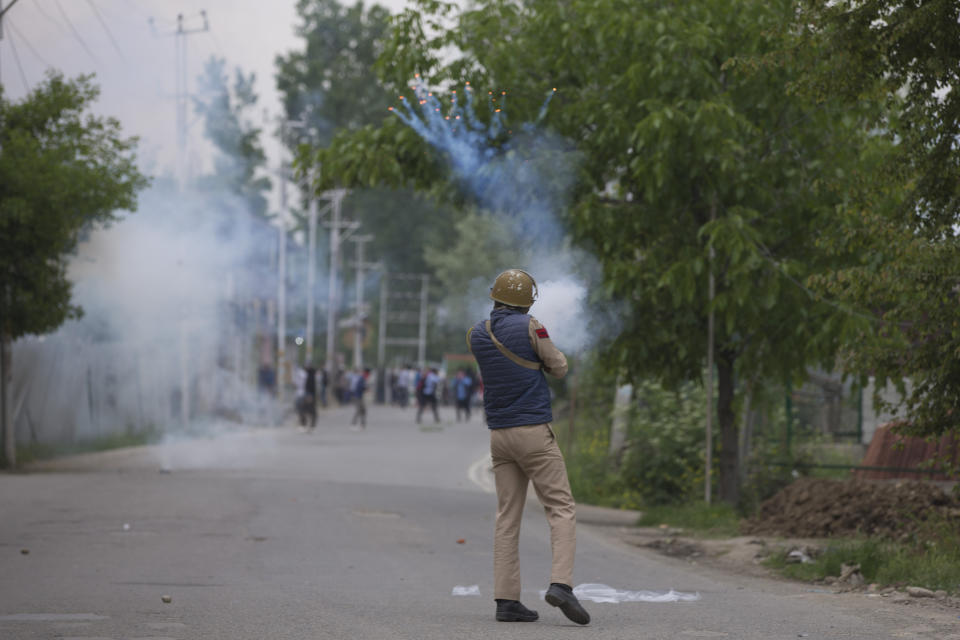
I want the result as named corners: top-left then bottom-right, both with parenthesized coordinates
top-left (451, 585), bottom-right (481, 596)
top-left (539, 583), bottom-right (701, 604)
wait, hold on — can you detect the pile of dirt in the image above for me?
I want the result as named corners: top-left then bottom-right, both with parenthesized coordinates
top-left (743, 477), bottom-right (960, 539)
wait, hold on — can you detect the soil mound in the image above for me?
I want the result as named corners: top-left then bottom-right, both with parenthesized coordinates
top-left (743, 477), bottom-right (960, 539)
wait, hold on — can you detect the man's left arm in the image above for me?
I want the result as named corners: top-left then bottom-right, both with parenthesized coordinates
top-left (528, 317), bottom-right (568, 378)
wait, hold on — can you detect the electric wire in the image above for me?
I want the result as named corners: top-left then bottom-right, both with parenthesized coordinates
top-left (8, 20), bottom-right (53, 68)
top-left (6, 21), bottom-right (31, 92)
top-left (31, 0), bottom-right (69, 36)
top-left (53, 0), bottom-right (99, 64)
top-left (85, 0), bottom-right (124, 58)
top-left (0, 0), bottom-right (23, 19)
top-left (207, 28), bottom-right (226, 57)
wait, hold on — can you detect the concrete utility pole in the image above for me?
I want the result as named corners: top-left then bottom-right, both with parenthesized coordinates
top-left (276, 157), bottom-right (289, 404)
top-left (350, 235), bottom-right (375, 369)
top-left (305, 170), bottom-right (318, 364)
top-left (0, 1), bottom-right (10, 468)
top-left (377, 273), bottom-right (431, 370)
top-left (377, 276), bottom-right (388, 369)
top-left (418, 275), bottom-right (429, 368)
top-left (323, 189), bottom-right (349, 381)
top-left (0, 1), bottom-right (5, 91)
top-left (150, 11), bottom-right (209, 192)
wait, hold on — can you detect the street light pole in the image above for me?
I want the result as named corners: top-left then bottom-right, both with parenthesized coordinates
top-left (351, 235), bottom-right (373, 369)
top-left (305, 169), bottom-right (318, 364)
top-left (324, 190), bottom-right (345, 381)
top-left (276, 162), bottom-right (288, 403)
top-left (417, 275), bottom-right (429, 368)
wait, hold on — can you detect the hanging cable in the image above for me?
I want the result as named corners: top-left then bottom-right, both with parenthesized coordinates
top-left (31, 0), bottom-right (69, 36)
top-left (85, 0), bottom-right (124, 57)
top-left (53, 0), bottom-right (99, 63)
top-left (6, 21), bottom-right (31, 92)
top-left (8, 20), bottom-right (53, 68)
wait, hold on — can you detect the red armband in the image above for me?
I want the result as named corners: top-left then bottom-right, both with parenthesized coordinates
top-left (536, 327), bottom-right (549, 339)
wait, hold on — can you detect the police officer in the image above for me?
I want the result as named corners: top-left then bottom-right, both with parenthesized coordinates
top-left (467, 269), bottom-right (590, 625)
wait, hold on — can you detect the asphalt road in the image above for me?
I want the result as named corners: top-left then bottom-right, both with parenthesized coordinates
top-left (2, 405), bottom-right (959, 639)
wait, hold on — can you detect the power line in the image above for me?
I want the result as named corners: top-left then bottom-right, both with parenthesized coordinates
top-left (8, 19), bottom-right (52, 68)
top-left (53, 0), bottom-right (99, 64)
top-left (85, 0), bottom-right (123, 58)
top-left (31, 0), bottom-right (69, 36)
top-left (0, 0), bottom-right (24, 20)
top-left (207, 28), bottom-right (225, 57)
top-left (6, 20), bottom-right (30, 92)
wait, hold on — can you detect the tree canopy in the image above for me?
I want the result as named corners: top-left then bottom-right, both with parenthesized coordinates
top-left (791, 1), bottom-right (960, 440)
top-left (275, 0), bottom-right (395, 148)
top-left (0, 73), bottom-right (148, 341)
top-left (306, 0), bottom-right (884, 502)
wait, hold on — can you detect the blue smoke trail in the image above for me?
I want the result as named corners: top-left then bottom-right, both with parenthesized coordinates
top-left (390, 81), bottom-right (566, 244)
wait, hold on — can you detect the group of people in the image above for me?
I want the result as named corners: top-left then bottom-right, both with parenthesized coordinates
top-left (294, 365), bottom-right (370, 430)
top-left (385, 365), bottom-right (481, 424)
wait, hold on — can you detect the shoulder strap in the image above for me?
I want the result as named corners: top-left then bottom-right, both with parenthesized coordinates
top-left (485, 320), bottom-right (542, 371)
top-left (466, 327), bottom-right (474, 354)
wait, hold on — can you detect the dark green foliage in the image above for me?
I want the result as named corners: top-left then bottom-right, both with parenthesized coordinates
top-left (790, 1), bottom-right (960, 440)
top-left (0, 73), bottom-right (148, 340)
top-left (617, 381), bottom-right (709, 506)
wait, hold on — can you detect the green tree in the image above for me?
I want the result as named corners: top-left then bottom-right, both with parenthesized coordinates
top-left (789, 1), bottom-right (960, 440)
top-left (0, 72), bottom-right (148, 466)
top-left (275, 0), bottom-right (454, 277)
top-left (275, 0), bottom-right (394, 147)
top-left (276, 0), bottom-right (463, 366)
top-left (193, 56), bottom-right (271, 218)
top-left (307, 0), bottom-right (878, 503)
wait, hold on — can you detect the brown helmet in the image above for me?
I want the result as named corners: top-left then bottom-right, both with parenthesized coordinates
top-left (490, 269), bottom-right (538, 307)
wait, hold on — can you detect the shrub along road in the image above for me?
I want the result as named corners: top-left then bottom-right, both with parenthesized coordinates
top-left (1, 406), bottom-right (958, 639)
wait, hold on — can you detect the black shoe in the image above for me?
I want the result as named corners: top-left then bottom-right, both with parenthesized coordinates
top-left (495, 599), bottom-right (539, 622)
top-left (545, 583), bottom-right (590, 625)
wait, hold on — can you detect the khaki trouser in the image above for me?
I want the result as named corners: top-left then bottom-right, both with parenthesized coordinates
top-left (490, 423), bottom-right (576, 601)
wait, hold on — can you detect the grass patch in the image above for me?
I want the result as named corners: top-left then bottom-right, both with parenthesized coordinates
top-left (636, 502), bottom-right (741, 537)
top-left (764, 531), bottom-right (960, 594)
top-left (15, 429), bottom-right (158, 465)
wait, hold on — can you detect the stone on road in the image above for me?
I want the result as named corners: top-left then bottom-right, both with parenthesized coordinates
top-left (1, 406), bottom-right (957, 639)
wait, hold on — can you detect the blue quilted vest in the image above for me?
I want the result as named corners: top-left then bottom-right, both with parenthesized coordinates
top-left (470, 308), bottom-right (553, 428)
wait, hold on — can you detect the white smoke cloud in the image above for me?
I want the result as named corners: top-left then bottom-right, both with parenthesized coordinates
top-left (11, 182), bottom-right (300, 462)
top-left (395, 81), bottom-right (616, 354)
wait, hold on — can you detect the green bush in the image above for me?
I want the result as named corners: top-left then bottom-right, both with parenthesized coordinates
top-left (616, 380), bottom-right (708, 506)
top-left (563, 376), bottom-right (710, 509)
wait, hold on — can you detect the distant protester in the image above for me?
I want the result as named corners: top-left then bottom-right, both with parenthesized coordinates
top-left (416, 367), bottom-right (441, 424)
top-left (295, 363), bottom-right (318, 431)
top-left (350, 368), bottom-right (370, 430)
top-left (454, 368), bottom-right (474, 422)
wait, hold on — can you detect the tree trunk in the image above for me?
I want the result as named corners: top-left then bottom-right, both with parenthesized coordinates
top-left (609, 379), bottom-right (633, 463)
top-left (717, 354), bottom-right (738, 504)
top-left (1, 332), bottom-right (14, 468)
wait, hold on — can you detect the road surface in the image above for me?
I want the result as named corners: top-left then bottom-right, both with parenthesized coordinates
top-left (2, 405), bottom-right (958, 639)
